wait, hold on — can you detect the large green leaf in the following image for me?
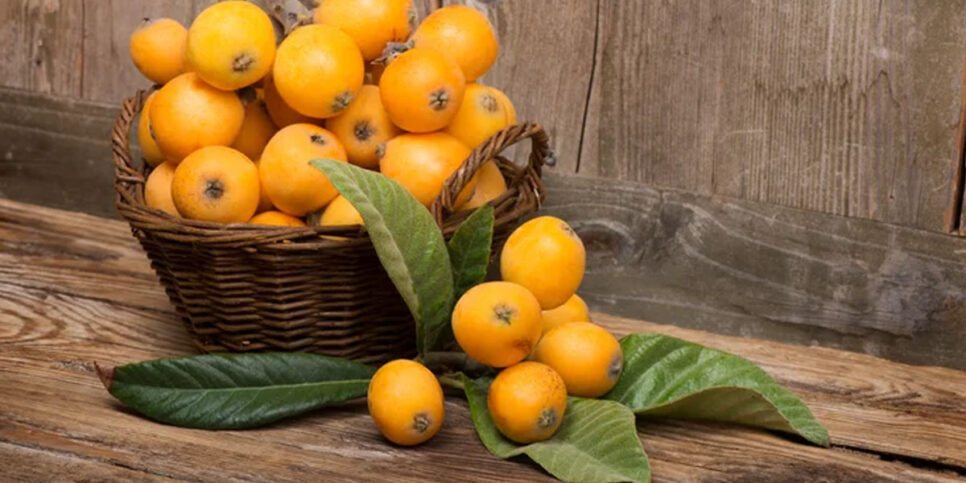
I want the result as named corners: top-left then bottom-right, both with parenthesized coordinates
top-left (98, 353), bottom-right (375, 429)
top-left (464, 376), bottom-right (650, 483)
top-left (447, 204), bottom-right (495, 300)
top-left (606, 333), bottom-right (829, 447)
top-left (311, 159), bottom-right (455, 353)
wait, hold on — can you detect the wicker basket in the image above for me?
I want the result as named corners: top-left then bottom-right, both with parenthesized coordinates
top-left (111, 90), bottom-right (550, 364)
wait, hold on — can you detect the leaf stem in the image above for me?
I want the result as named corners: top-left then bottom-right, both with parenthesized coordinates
top-left (437, 373), bottom-right (465, 391)
top-left (420, 351), bottom-right (490, 377)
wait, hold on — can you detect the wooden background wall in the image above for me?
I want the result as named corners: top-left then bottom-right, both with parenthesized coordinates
top-left (4, 0), bottom-right (966, 231)
top-left (3, 0), bottom-right (966, 369)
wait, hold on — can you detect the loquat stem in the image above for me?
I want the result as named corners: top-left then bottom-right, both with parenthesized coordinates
top-left (419, 351), bottom-right (490, 377)
top-left (437, 374), bottom-right (465, 391)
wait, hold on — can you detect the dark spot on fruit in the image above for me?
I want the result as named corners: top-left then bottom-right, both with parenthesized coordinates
top-left (512, 339), bottom-right (533, 354)
top-left (310, 134), bottom-right (326, 145)
top-left (354, 120), bottom-right (374, 142)
top-left (232, 53), bottom-right (255, 73)
top-left (204, 180), bottom-right (224, 200)
top-left (560, 222), bottom-right (578, 239)
top-left (479, 93), bottom-right (498, 112)
top-left (537, 408), bottom-right (557, 429)
top-left (429, 89), bottom-right (450, 111)
top-left (493, 304), bottom-right (516, 324)
top-left (332, 91), bottom-right (354, 113)
top-left (148, 123), bottom-right (158, 143)
top-left (412, 412), bottom-right (431, 433)
top-left (608, 353), bottom-right (623, 380)
top-left (375, 143), bottom-right (386, 158)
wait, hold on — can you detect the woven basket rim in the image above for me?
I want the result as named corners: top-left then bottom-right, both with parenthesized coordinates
top-left (112, 90), bottom-right (551, 248)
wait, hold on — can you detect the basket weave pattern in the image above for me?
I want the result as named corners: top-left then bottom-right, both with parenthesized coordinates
top-left (112, 90), bottom-right (550, 364)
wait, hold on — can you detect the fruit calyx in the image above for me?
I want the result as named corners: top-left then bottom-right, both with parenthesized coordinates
top-left (493, 304), bottom-right (516, 324)
top-left (428, 89), bottom-right (450, 111)
top-left (232, 53), bottom-right (255, 73)
top-left (354, 120), bottom-right (374, 142)
top-left (332, 91), bottom-right (354, 113)
top-left (374, 40), bottom-right (414, 65)
top-left (204, 179), bottom-right (225, 199)
top-left (537, 408), bottom-right (558, 429)
top-left (412, 412), bottom-right (431, 433)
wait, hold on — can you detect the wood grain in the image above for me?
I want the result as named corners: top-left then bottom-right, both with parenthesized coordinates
top-left (0, 88), bottom-right (119, 218)
top-left (578, 0), bottom-right (966, 232)
top-left (0, 0), bottom-right (84, 97)
top-left (2, 1), bottom-right (964, 232)
top-left (944, 47), bottom-right (966, 234)
top-left (80, 0), bottom-right (198, 104)
top-left (541, 173), bottom-right (966, 370)
top-left (1, 200), bottom-right (965, 480)
top-left (600, 313), bottom-right (966, 471)
top-left (438, 0), bottom-right (598, 174)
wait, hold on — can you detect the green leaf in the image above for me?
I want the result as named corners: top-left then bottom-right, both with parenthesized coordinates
top-left (464, 376), bottom-right (651, 483)
top-left (606, 333), bottom-right (829, 447)
top-left (447, 204), bottom-right (495, 300)
top-left (99, 353), bottom-right (376, 429)
top-left (310, 159), bottom-right (455, 353)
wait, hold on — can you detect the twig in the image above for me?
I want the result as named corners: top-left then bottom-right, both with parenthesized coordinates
top-left (437, 373), bottom-right (466, 391)
top-left (419, 351), bottom-right (491, 377)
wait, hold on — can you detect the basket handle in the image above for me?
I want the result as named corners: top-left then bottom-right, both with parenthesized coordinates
top-left (430, 123), bottom-right (552, 225)
top-left (112, 90), bottom-right (150, 207)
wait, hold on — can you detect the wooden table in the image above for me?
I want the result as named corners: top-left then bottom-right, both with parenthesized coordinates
top-left (2, 198), bottom-right (966, 482)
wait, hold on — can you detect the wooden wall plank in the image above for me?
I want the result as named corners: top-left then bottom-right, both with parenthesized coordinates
top-left (580, 0), bottom-right (966, 232)
top-left (580, 0), bottom-right (718, 193)
top-left (439, 0), bottom-right (598, 173)
top-left (0, 88), bottom-right (120, 218)
top-left (6, 0), bottom-right (965, 233)
top-left (0, 0), bottom-right (84, 97)
top-left (81, 0), bottom-right (201, 104)
top-left (541, 173), bottom-right (966, 370)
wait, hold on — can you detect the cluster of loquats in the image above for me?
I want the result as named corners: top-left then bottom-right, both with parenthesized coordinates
top-left (367, 216), bottom-right (623, 446)
top-left (131, 1), bottom-right (515, 228)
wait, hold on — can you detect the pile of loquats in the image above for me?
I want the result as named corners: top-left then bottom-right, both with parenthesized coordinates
top-left (370, 215), bottom-right (624, 447)
top-left (132, 0), bottom-right (514, 226)
top-left (131, 0), bottom-right (612, 450)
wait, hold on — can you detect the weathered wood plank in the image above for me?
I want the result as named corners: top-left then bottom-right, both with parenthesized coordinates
top-left (541, 173), bottom-right (966, 370)
top-left (579, 0), bottom-right (715, 194)
top-left (580, 0), bottom-right (966, 233)
top-left (945, 49), bottom-right (966, 234)
top-left (0, 87), bottom-right (120, 218)
top-left (0, 173), bottom-right (169, 312)
top-left (0, 285), bottom-right (963, 480)
top-left (80, 0), bottom-right (200, 104)
top-left (600, 313), bottom-right (966, 471)
top-left (5, 1), bottom-right (966, 234)
top-left (0, 441), bottom-right (179, 482)
top-left (0, 0), bottom-right (84, 97)
top-left (435, 0), bottom-right (597, 173)
top-left (638, 421), bottom-right (961, 483)
top-left (1, 197), bottom-right (966, 476)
